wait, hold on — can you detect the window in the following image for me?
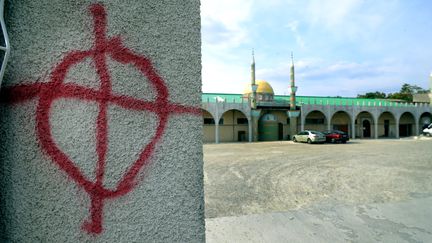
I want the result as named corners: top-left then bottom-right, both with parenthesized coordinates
top-left (237, 118), bottom-right (248, 124)
top-left (305, 118), bottom-right (325, 124)
top-left (286, 118), bottom-right (290, 124)
top-left (203, 118), bottom-right (223, 125)
top-left (203, 118), bottom-right (215, 124)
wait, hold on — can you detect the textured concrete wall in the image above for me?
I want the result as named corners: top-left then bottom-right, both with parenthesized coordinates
top-left (0, 0), bottom-right (204, 242)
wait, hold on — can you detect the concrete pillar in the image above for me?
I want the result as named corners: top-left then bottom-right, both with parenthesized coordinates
top-left (415, 120), bottom-right (420, 136)
top-left (286, 110), bottom-right (301, 138)
top-left (300, 116), bottom-right (305, 131)
top-left (351, 119), bottom-right (356, 139)
top-left (251, 110), bottom-right (261, 142)
top-left (374, 118), bottom-right (379, 139)
top-left (215, 122), bottom-right (220, 143)
top-left (0, 1), bottom-right (204, 242)
top-left (215, 104), bottom-right (219, 144)
top-left (290, 119), bottom-right (298, 138)
top-left (248, 117), bottom-right (252, 142)
top-left (252, 116), bottom-right (259, 141)
top-left (287, 110), bottom-right (300, 139)
top-left (396, 119), bottom-right (400, 138)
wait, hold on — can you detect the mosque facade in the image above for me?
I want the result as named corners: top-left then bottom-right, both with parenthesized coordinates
top-left (202, 54), bottom-right (432, 143)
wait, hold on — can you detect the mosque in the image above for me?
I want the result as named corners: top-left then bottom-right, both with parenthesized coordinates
top-left (202, 54), bottom-right (432, 143)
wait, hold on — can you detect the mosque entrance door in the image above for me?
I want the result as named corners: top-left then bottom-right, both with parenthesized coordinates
top-left (399, 124), bottom-right (412, 137)
top-left (238, 131), bottom-right (246, 142)
top-left (362, 120), bottom-right (371, 138)
top-left (278, 123), bottom-right (283, 140)
top-left (384, 120), bottom-right (390, 137)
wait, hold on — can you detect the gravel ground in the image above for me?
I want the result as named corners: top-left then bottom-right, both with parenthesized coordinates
top-left (204, 138), bottom-right (432, 219)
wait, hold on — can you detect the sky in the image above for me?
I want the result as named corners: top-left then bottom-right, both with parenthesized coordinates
top-left (201, 0), bottom-right (432, 97)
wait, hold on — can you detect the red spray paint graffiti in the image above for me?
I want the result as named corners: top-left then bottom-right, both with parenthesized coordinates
top-left (0, 3), bottom-right (200, 234)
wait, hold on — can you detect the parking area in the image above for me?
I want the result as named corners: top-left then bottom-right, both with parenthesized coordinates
top-left (204, 138), bottom-right (432, 242)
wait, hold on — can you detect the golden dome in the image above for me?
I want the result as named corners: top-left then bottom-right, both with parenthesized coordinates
top-left (243, 80), bottom-right (274, 94)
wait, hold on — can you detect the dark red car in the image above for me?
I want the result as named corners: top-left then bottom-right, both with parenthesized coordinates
top-left (323, 130), bottom-right (349, 143)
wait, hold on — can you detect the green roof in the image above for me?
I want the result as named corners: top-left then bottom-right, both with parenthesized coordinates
top-left (202, 93), bottom-right (419, 107)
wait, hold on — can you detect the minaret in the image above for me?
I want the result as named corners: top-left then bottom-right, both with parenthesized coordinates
top-left (289, 52), bottom-right (298, 110)
top-left (250, 49), bottom-right (258, 109)
top-left (251, 49), bottom-right (256, 86)
top-left (287, 52), bottom-right (300, 138)
top-left (429, 72), bottom-right (432, 107)
top-left (429, 72), bottom-right (432, 93)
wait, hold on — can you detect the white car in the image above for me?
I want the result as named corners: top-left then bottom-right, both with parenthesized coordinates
top-left (423, 123), bottom-right (432, 136)
top-left (293, 130), bottom-right (326, 144)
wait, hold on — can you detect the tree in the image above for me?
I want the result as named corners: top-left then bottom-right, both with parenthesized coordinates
top-left (357, 83), bottom-right (428, 102)
top-left (400, 83), bottom-right (412, 94)
top-left (387, 83), bottom-right (428, 102)
top-left (357, 91), bottom-right (386, 99)
top-left (411, 85), bottom-right (428, 94)
top-left (387, 92), bottom-right (411, 102)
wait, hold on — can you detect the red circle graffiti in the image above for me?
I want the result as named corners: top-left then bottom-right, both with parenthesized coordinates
top-left (0, 3), bottom-right (200, 234)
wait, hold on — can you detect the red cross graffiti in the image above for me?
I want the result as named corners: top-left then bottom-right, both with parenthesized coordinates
top-left (0, 3), bottom-right (200, 234)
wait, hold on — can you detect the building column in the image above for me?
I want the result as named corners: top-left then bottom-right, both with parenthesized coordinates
top-left (415, 121), bottom-right (420, 136)
top-left (300, 116), bottom-right (305, 131)
top-left (374, 118), bottom-right (378, 139)
top-left (252, 116), bottom-right (259, 141)
top-left (215, 105), bottom-right (220, 143)
top-left (251, 110), bottom-right (261, 142)
top-left (351, 119), bottom-right (356, 139)
top-left (395, 119), bottom-right (400, 139)
top-left (215, 120), bottom-right (220, 144)
top-left (287, 110), bottom-right (300, 139)
top-left (248, 117), bottom-right (252, 142)
top-left (290, 119), bottom-right (298, 138)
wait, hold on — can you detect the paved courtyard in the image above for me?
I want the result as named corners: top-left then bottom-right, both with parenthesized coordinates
top-left (204, 138), bottom-right (432, 242)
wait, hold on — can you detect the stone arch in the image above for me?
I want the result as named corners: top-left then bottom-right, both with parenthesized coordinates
top-left (419, 112), bottom-right (432, 130)
top-left (304, 110), bottom-right (327, 131)
top-left (219, 109), bottom-right (249, 142)
top-left (330, 110), bottom-right (352, 135)
top-left (377, 111), bottom-right (397, 138)
top-left (202, 108), bottom-right (216, 143)
top-left (353, 110), bottom-right (376, 122)
top-left (258, 110), bottom-right (289, 141)
top-left (355, 111), bottom-right (375, 138)
top-left (398, 111), bottom-right (416, 137)
top-left (202, 108), bottom-right (215, 122)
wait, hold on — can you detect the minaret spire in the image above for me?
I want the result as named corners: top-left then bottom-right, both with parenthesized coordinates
top-left (291, 52), bottom-right (294, 65)
top-left (429, 72), bottom-right (432, 107)
top-left (250, 49), bottom-right (258, 109)
top-left (429, 71), bottom-right (432, 93)
top-left (251, 49), bottom-right (256, 85)
top-left (289, 52), bottom-right (297, 110)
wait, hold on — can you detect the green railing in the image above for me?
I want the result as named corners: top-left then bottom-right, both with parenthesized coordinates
top-left (202, 93), bottom-right (244, 103)
top-left (202, 93), bottom-right (425, 108)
